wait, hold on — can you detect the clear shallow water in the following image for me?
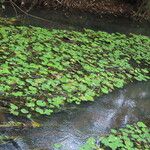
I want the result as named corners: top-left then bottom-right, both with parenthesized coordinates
top-left (0, 81), bottom-right (150, 150)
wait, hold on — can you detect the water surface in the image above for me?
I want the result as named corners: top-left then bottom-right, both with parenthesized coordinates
top-left (1, 81), bottom-right (150, 150)
top-left (2, 7), bottom-right (150, 36)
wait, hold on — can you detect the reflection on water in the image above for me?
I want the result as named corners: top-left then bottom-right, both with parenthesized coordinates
top-left (0, 81), bottom-right (150, 150)
top-left (2, 7), bottom-right (150, 36)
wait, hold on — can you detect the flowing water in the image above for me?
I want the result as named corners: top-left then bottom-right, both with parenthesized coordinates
top-left (0, 8), bottom-right (150, 150)
top-left (1, 81), bottom-right (150, 150)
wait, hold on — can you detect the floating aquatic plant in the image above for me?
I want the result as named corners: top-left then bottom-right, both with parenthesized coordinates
top-left (0, 25), bottom-right (150, 118)
top-left (80, 122), bottom-right (150, 150)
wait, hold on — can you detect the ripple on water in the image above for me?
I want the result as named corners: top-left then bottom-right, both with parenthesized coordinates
top-left (1, 81), bottom-right (150, 150)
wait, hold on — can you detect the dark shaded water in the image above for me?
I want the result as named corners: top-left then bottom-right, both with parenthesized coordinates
top-left (2, 7), bottom-right (150, 36)
top-left (1, 81), bottom-right (150, 150)
top-left (1, 8), bottom-right (150, 150)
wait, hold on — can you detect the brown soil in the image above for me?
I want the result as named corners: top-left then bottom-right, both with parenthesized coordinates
top-left (14, 0), bottom-right (134, 16)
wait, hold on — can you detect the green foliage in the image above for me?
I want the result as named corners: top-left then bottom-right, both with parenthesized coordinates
top-left (80, 137), bottom-right (98, 150)
top-left (0, 135), bottom-right (14, 144)
top-left (53, 143), bottom-right (63, 149)
top-left (100, 122), bottom-right (150, 150)
top-left (0, 121), bottom-right (22, 128)
top-left (80, 122), bottom-right (150, 150)
top-left (0, 25), bottom-right (150, 117)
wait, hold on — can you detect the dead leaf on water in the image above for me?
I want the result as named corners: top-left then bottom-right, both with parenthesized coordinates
top-left (31, 121), bottom-right (41, 128)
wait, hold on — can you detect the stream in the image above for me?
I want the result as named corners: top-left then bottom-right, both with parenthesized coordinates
top-left (0, 7), bottom-right (150, 150)
top-left (1, 81), bottom-right (150, 150)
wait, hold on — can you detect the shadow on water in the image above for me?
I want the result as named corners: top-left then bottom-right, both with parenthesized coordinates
top-left (2, 6), bottom-right (150, 36)
top-left (0, 81), bottom-right (150, 150)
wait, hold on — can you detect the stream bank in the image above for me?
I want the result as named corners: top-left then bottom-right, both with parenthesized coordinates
top-left (3, 0), bottom-right (134, 17)
top-left (1, 5), bottom-right (150, 37)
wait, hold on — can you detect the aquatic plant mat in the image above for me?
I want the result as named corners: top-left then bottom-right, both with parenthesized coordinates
top-left (80, 122), bottom-right (150, 150)
top-left (0, 25), bottom-right (150, 118)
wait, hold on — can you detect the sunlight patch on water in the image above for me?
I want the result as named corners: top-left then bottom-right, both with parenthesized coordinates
top-left (124, 99), bottom-right (136, 108)
top-left (139, 92), bottom-right (147, 98)
top-left (93, 109), bottom-right (117, 130)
